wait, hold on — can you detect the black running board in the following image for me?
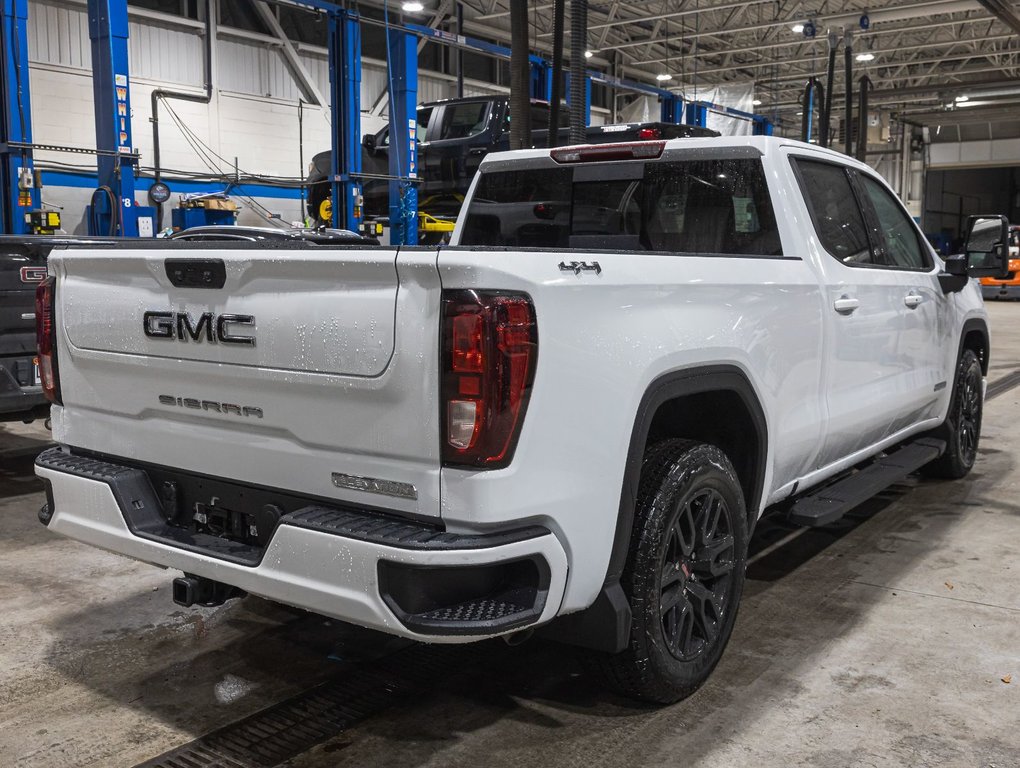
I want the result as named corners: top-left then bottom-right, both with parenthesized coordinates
top-left (787, 438), bottom-right (946, 527)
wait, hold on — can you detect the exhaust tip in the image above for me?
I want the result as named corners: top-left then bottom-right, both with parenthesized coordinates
top-left (503, 628), bottom-right (535, 647)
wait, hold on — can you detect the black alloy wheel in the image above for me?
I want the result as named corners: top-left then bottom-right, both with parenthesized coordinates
top-left (593, 439), bottom-right (748, 704)
top-left (956, 357), bottom-right (982, 467)
top-left (924, 349), bottom-right (983, 479)
top-left (659, 488), bottom-right (736, 662)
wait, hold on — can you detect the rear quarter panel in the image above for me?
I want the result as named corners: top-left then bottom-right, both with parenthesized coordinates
top-left (437, 246), bottom-right (826, 613)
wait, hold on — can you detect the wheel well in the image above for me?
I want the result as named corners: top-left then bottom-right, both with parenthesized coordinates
top-left (962, 329), bottom-right (989, 375)
top-left (645, 389), bottom-right (763, 523)
top-left (560, 369), bottom-right (767, 654)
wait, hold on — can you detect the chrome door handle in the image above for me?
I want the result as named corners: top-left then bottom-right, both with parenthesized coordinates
top-left (833, 295), bottom-right (860, 314)
top-left (904, 292), bottom-right (923, 309)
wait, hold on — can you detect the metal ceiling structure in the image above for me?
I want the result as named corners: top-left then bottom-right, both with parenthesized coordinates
top-left (388, 0), bottom-right (1020, 129)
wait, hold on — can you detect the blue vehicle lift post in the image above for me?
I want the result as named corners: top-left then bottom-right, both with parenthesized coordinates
top-left (685, 102), bottom-right (708, 128)
top-left (87, 0), bottom-right (139, 236)
top-left (752, 114), bottom-right (774, 135)
top-left (660, 95), bottom-right (683, 124)
top-left (326, 9), bottom-right (362, 232)
top-left (683, 99), bottom-right (773, 135)
top-left (530, 59), bottom-right (551, 101)
top-left (387, 27), bottom-right (418, 245)
top-left (0, 0), bottom-right (38, 234)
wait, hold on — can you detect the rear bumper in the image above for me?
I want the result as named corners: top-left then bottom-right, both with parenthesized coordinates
top-left (35, 447), bottom-right (568, 642)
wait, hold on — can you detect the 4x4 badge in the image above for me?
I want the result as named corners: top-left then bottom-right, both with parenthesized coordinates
top-left (558, 260), bottom-right (602, 276)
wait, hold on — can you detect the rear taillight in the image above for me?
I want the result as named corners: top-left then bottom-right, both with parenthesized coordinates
top-left (35, 276), bottom-right (61, 404)
top-left (637, 127), bottom-right (661, 140)
top-left (441, 290), bottom-right (537, 468)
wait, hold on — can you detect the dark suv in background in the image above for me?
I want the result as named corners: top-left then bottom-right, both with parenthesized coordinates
top-left (306, 96), bottom-right (717, 222)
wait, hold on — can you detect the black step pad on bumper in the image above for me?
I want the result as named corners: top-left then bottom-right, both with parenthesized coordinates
top-left (788, 438), bottom-right (946, 527)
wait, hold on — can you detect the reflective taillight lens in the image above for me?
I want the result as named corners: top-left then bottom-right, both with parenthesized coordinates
top-left (441, 290), bottom-right (537, 468)
top-left (35, 276), bottom-right (61, 404)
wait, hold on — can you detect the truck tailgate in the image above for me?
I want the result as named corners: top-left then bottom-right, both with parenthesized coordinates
top-left (50, 246), bottom-right (443, 519)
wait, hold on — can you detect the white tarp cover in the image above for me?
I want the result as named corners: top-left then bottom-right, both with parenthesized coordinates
top-left (697, 82), bottom-right (756, 136)
top-left (615, 82), bottom-right (757, 136)
top-left (619, 95), bottom-right (658, 124)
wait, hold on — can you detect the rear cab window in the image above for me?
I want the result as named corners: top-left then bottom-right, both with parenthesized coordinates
top-left (459, 155), bottom-right (782, 255)
top-left (791, 159), bottom-right (873, 265)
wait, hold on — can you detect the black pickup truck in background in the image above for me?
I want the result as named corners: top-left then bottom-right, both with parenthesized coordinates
top-left (1, 241), bottom-right (50, 423)
top-left (306, 95), bottom-right (719, 222)
top-left (0, 237), bottom-right (116, 424)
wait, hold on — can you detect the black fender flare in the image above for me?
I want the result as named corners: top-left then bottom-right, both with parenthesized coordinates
top-left (606, 364), bottom-right (769, 585)
top-left (958, 317), bottom-right (990, 375)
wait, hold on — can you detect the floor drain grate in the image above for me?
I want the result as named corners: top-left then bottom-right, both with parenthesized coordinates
top-left (134, 645), bottom-right (479, 768)
top-left (987, 369), bottom-right (1020, 401)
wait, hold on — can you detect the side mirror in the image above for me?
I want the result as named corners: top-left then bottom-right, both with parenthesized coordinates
top-left (963, 214), bottom-right (1010, 279)
top-left (363, 134), bottom-right (377, 153)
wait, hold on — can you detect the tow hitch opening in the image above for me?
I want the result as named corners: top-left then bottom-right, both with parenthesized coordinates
top-left (172, 575), bottom-right (245, 607)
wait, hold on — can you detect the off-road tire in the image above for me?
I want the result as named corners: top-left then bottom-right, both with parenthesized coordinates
top-left (593, 439), bottom-right (748, 703)
top-left (923, 349), bottom-right (983, 479)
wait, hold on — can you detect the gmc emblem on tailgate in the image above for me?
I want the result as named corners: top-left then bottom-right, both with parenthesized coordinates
top-left (20, 267), bottom-right (47, 283)
top-left (143, 311), bottom-right (256, 346)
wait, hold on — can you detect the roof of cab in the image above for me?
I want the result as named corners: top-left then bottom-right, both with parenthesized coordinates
top-left (475, 134), bottom-right (874, 173)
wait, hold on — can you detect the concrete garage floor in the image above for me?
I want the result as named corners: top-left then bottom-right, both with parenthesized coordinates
top-left (2, 304), bottom-right (1019, 768)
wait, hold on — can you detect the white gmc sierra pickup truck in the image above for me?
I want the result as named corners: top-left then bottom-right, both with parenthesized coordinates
top-left (32, 136), bottom-right (1010, 703)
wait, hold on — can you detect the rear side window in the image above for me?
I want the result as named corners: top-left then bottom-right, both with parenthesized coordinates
top-left (439, 102), bottom-right (489, 140)
top-left (415, 106), bottom-right (433, 142)
top-left (858, 175), bottom-right (930, 270)
top-left (793, 159), bottom-right (873, 265)
top-left (460, 158), bottom-right (782, 255)
top-left (530, 104), bottom-right (550, 131)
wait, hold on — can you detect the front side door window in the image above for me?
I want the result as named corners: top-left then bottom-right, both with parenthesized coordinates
top-left (857, 174), bottom-right (930, 271)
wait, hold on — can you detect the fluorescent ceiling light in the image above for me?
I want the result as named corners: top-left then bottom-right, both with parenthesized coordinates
top-left (955, 94), bottom-right (969, 102)
top-left (656, 73), bottom-right (673, 81)
top-left (752, 98), bottom-right (762, 106)
top-left (792, 24), bottom-right (805, 33)
top-left (856, 52), bottom-right (875, 62)
top-left (402, 1), bottom-right (424, 11)
top-left (584, 50), bottom-right (594, 58)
